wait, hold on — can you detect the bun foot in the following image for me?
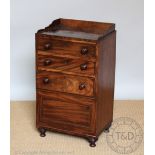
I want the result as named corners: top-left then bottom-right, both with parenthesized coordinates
top-left (87, 137), bottom-right (98, 147)
top-left (39, 128), bottom-right (46, 137)
top-left (103, 122), bottom-right (112, 133)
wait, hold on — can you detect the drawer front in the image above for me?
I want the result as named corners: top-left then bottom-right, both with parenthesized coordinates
top-left (37, 55), bottom-right (95, 76)
top-left (36, 35), bottom-right (96, 58)
top-left (37, 90), bottom-right (95, 133)
top-left (37, 71), bottom-right (94, 97)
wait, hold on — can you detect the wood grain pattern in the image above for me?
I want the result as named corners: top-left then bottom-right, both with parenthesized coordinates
top-left (36, 90), bottom-right (96, 135)
top-left (37, 50), bottom-right (96, 62)
top-left (58, 18), bottom-right (115, 35)
top-left (37, 71), bottom-right (94, 97)
top-left (37, 18), bottom-right (115, 41)
top-left (37, 54), bottom-right (95, 76)
top-left (96, 31), bottom-right (116, 136)
top-left (36, 18), bottom-right (116, 147)
top-left (36, 35), bottom-right (96, 59)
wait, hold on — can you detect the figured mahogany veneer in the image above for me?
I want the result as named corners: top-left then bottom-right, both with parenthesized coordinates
top-left (36, 18), bottom-right (116, 147)
top-left (36, 37), bottom-right (96, 60)
top-left (37, 90), bottom-right (95, 134)
top-left (37, 55), bottom-right (95, 76)
top-left (37, 71), bottom-right (94, 96)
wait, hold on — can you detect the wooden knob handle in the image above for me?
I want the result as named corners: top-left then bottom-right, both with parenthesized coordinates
top-left (79, 83), bottom-right (86, 90)
top-left (44, 43), bottom-right (51, 50)
top-left (44, 59), bottom-right (52, 66)
top-left (80, 63), bottom-right (87, 70)
top-left (43, 78), bottom-right (49, 84)
top-left (81, 48), bottom-right (88, 55)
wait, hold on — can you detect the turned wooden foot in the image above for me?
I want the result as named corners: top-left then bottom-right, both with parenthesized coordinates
top-left (103, 123), bottom-right (112, 133)
top-left (39, 128), bottom-right (46, 137)
top-left (87, 137), bottom-right (98, 147)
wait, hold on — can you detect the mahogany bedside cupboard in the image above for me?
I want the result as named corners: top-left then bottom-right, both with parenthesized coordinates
top-left (35, 18), bottom-right (116, 147)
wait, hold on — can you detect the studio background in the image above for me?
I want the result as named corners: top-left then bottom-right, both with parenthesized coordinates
top-left (10, 0), bottom-right (144, 100)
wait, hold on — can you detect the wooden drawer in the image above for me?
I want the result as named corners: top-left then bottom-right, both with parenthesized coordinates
top-left (36, 35), bottom-right (96, 59)
top-left (36, 71), bottom-right (94, 97)
top-left (37, 54), bottom-right (95, 76)
top-left (37, 90), bottom-right (96, 134)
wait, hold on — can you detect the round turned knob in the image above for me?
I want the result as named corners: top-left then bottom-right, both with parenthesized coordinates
top-left (44, 59), bottom-right (52, 66)
top-left (80, 63), bottom-right (87, 70)
top-left (43, 78), bottom-right (49, 84)
top-left (81, 47), bottom-right (88, 55)
top-left (44, 43), bottom-right (51, 50)
top-left (79, 83), bottom-right (86, 90)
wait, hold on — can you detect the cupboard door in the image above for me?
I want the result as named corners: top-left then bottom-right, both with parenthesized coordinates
top-left (36, 90), bottom-right (96, 134)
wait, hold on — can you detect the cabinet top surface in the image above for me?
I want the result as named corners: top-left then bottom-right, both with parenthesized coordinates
top-left (42, 30), bottom-right (101, 41)
top-left (37, 18), bottom-right (115, 42)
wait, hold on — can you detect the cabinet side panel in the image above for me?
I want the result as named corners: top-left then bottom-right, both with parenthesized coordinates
top-left (96, 31), bottom-right (116, 135)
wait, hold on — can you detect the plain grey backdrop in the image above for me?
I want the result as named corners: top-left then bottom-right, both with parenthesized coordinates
top-left (10, 0), bottom-right (144, 100)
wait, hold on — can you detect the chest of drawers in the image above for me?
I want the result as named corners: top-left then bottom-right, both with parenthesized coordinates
top-left (36, 18), bottom-right (116, 147)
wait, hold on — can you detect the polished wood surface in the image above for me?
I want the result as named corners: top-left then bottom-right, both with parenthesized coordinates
top-left (37, 54), bottom-right (95, 76)
top-left (36, 71), bottom-right (94, 96)
top-left (42, 30), bottom-right (100, 41)
top-left (37, 90), bottom-right (95, 134)
top-left (96, 31), bottom-right (116, 136)
top-left (37, 18), bottom-right (115, 41)
top-left (36, 35), bottom-right (96, 58)
top-left (36, 18), bottom-right (116, 147)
